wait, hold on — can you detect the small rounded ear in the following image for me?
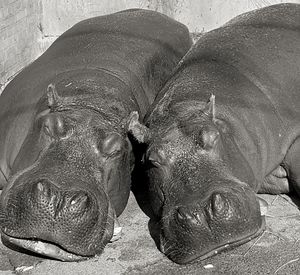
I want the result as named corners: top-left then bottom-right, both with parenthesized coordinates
top-left (102, 133), bottom-right (123, 156)
top-left (198, 125), bottom-right (220, 150)
top-left (127, 111), bottom-right (151, 143)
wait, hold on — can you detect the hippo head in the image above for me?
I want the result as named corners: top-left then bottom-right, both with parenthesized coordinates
top-left (0, 84), bottom-right (133, 261)
top-left (129, 95), bottom-right (264, 264)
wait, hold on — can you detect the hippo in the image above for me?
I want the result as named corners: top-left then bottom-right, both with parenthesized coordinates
top-left (129, 3), bottom-right (300, 264)
top-left (0, 9), bottom-right (192, 261)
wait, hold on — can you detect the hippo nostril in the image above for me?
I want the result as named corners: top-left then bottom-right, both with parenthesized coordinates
top-left (211, 192), bottom-right (232, 218)
top-left (212, 193), bottom-right (225, 211)
top-left (33, 180), bottom-right (52, 199)
top-left (176, 207), bottom-right (187, 221)
top-left (69, 193), bottom-right (90, 210)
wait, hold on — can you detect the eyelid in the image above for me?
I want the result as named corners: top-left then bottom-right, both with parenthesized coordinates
top-left (42, 115), bottom-right (73, 140)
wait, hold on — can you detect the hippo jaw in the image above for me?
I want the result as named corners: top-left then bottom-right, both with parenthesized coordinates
top-left (159, 221), bottom-right (265, 264)
top-left (0, 175), bottom-right (117, 261)
top-left (0, 190), bottom-right (122, 261)
top-left (1, 199), bottom-right (123, 261)
top-left (157, 183), bottom-right (265, 264)
top-left (1, 201), bottom-right (122, 261)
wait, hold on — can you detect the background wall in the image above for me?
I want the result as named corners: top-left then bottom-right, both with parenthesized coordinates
top-left (1, 0), bottom-right (300, 92)
top-left (0, 0), bottom-right (42, 91)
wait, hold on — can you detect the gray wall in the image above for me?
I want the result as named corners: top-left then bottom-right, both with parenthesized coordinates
top-left (1, 0), bottom-right (300, 92)
top-left (0, 0), bottom-right (42, 91)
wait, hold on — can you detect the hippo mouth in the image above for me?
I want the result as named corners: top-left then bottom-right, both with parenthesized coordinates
top-left (0, 178), bottom-right (124, 261)
top-left (160, 217), bottom-right (266, 264)
top-left (157, 189), bottom-right (265, 264)
top-left (1, 233), bottom-right (89, 261)
top-left (1, 220), bottom-right (122, 261)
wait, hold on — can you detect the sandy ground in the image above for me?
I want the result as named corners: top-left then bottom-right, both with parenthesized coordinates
top-left (0, 192), bottom-right (300, 275)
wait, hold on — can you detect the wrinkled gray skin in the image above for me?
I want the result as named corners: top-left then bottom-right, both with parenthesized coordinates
top-left (130, 3), bottom-right (300, 264)
top-left (0, 9), bottom-right (192, 261)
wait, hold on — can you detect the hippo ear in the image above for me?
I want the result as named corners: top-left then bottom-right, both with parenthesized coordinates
top-left (127, 111), bottom-right (151, 143)
top-left (203, 94), bottom-right (216, 121)
top-left (47, 84), bottom-right (61, 108)
top-left (102, 133), bottom-right (123, 157)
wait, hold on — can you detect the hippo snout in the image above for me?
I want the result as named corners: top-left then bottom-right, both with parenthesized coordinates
top-left (159, 188), bottom-right (265, 264)
top-left (175, 192), bottom-right (234, 229)
top-left (0, 178), bottom-right (114, 260)
top-left (30, 180), bottom-right (93, 218)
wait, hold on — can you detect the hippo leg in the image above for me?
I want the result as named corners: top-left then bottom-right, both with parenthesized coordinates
top-left (284, 138), bottom-right (300, 194)
top-left (260, 166), bottom-right (290, 194)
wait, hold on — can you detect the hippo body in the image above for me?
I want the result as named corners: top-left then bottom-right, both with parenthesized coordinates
top-left (130, 4), bottom-right (300, 264)
top-left (0, 9), bottom-right (191, 260)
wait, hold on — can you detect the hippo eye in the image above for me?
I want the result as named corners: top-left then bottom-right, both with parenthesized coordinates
top-left (194, 125), bottom-right (219, 150)
top-left (43, 114), bottom-right (71, 140)
top-left (101, 133), bottom-right (123, 158)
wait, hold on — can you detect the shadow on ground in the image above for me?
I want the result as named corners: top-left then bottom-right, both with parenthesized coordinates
top-left (1, 192), bottom-right (300, 275)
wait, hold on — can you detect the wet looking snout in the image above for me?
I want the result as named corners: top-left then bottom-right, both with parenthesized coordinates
top-left (175, 192), bottom-right (235, 228)
top-left (159, 187), bottom-right (264, 264)
top-left (1, 178), bottom-right (114, 260)
top-left (33, 180), bottom-right (92, 218)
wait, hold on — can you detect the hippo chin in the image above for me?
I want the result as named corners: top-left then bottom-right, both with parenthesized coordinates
top-left (129, 3), bottom-right (300, 264)
top-left (0, 9), bottom-right (192, 261)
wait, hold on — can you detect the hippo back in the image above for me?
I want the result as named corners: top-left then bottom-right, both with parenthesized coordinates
top-left (149, 3), bottom-right (300, 178)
